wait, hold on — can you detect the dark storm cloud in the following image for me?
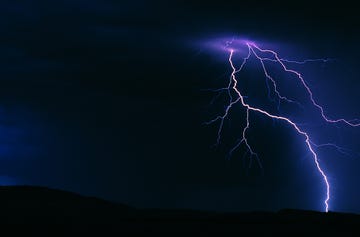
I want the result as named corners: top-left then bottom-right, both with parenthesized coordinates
top-left (2, 0), bottom-right (352, 98)
top-left (0, 0), bottom-right (358, 213)
top-left (0, 0), bottom-right (190, 100)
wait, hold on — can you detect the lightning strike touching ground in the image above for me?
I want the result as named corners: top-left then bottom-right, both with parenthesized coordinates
top-left (205, 39), bottom-right (359, 212)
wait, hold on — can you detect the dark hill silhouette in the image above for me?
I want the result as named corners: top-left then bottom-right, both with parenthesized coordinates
top-left (0, 186), bottom-right (358, 236)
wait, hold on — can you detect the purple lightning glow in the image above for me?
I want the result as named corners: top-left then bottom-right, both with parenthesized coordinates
top-left (205, 39), bottom-right (360, 212)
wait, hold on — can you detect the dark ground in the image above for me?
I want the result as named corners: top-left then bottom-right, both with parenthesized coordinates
top-left (0, 186), bottom-right (358, 236)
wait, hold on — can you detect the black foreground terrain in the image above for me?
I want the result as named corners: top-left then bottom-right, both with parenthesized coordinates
top-left (0, 186), bottom-right (358, 236)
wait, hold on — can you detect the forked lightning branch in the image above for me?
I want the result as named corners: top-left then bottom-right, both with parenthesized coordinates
top-left (205, 39), bottom-right (359, 212)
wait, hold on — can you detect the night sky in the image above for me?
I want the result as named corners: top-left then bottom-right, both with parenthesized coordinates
top-left (1, 1), bottom-right (359, 213)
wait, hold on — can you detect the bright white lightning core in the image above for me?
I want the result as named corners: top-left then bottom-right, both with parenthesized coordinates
top-left (205, 39), bottom-right (360, 212)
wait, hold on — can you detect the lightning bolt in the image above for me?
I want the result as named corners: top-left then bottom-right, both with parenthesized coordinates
top-left (206, 40), bottom-right (359, 212)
